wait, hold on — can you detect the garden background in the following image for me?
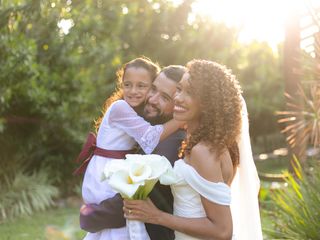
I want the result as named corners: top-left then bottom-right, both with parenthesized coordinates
top-left (0, 0), bottom-right (319, 239)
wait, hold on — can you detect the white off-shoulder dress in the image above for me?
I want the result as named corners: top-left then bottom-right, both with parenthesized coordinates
top-left (82, 100), bottom-right (163, 240)
top-left (171, 159), bottom-right (234, 240)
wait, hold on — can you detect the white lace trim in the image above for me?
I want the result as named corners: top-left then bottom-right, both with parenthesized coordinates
top-left (140, 125), bottom-right (164, 154)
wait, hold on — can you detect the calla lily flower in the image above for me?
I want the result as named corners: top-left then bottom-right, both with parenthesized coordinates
top-left (103, 159), bottom-right (127, 179)
top-left (128, 161), bottom-right (152, 183)
top-left (102, 154), bottom-right (178, 200)
top-left (108, 169), bottom-right (145, 199)
top-left (126, 154), bottom-right (173, 179)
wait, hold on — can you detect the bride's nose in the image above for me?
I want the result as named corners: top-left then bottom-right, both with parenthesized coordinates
top-left (174, 92), bottom-right (180, 104)
top-left (174, 90), bottom-right (184, 104)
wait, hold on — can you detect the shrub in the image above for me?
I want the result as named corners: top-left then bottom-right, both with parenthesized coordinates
top-left (265, 157), bottom-right (320, 239)
top-left (0, 168), bottom-right (59, 220)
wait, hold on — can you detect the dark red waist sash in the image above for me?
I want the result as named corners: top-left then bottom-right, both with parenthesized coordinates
top-left (73, 132), bottom-right (135, 175)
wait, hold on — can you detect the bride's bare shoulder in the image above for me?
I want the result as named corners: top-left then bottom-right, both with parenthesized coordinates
top-left (188, 142), bottom-right (227, 183)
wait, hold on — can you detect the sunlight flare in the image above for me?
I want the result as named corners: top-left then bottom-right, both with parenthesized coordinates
top-left (186, 0), bottom-right (312, 51)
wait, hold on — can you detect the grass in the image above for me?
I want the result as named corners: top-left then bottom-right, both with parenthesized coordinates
top-left (0, 206), bottom-right (86, 240)
top-left (0, 204), bottom-right (274, 240)
top-left (0, 158), bottom-right (288, 240)
top-left (0, 195), bottom-right (276, 240)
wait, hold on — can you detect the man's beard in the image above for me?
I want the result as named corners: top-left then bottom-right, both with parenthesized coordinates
top-left (146, 113), bottom-right (173, 125)
top-left (143, 106), bottom-right (173, 125)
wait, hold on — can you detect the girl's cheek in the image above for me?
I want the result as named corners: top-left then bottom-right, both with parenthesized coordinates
top-left (143, 86), bottom-right (152, 97)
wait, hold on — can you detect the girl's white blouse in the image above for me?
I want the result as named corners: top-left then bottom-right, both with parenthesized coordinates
top-left (82, 100), bottom-right (163, 240)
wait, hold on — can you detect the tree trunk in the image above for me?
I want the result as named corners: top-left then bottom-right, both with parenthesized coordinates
top-left (283, 7), bottom-right (307, 166)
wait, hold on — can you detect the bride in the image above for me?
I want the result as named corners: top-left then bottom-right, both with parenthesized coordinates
top-left (123, 59), bottom-right (263, 240)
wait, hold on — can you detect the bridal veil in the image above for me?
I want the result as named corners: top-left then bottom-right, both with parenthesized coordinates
top-left (230, 97), bottom-right (263, 240)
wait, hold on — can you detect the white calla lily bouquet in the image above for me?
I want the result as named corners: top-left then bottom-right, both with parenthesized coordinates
top-left (102, 154), bottom-right (177, 240)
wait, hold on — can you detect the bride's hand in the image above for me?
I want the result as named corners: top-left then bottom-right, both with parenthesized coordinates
top-left (123, 198), bottom-right (163, 224)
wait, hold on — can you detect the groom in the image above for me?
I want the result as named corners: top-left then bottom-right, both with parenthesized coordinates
top-left (80, 65), bottom-right (186, 240)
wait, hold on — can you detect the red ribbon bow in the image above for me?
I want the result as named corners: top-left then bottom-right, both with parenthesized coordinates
top-left (73, 132), bottom-right (135, 175)
top-left (73, 132), bottom-right (97, 175)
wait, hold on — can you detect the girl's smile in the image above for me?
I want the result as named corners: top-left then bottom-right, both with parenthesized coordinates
top-left (123, 67), bottom-right (152, 108)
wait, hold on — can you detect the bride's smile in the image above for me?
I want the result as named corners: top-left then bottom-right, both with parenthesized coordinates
top-left (173, 73), bottom-right (201, 130)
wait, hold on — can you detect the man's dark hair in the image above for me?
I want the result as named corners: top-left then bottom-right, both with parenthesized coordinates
top-left (161, 65), bottom-right (186, 83)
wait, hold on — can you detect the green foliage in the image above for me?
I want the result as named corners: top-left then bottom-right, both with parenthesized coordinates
top-left (0, 0), bottom-right (285, 197)
top-left (237, 42), bottom-right (285, 150)
top-left (0, 0), bottom-right (99, 193)
top-left (265, 157), bottom-right (320, 239)
top-left (0, 168), bottom-right (59, 220)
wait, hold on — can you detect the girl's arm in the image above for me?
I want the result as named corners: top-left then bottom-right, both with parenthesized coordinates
top-left (160, 118), bottom-right (184, 141)
top-left (109, 100), bottom-right (183, 153)
top-left (123, 144), bottom-right (233, 240)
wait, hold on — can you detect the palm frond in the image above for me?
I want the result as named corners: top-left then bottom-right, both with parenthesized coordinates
top-left (266, 159), bottom-right (320, 239)
top-left (277, 83), bottom-right (320, 149)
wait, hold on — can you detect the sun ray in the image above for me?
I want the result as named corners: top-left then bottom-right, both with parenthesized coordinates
top-left (188, 0), bottom-right (313, 51)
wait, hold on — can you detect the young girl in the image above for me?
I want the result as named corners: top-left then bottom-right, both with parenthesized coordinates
top-left (79, 57), bottom-right (182, 240)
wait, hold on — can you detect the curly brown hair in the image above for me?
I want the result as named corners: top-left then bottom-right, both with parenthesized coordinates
top-left (180, 59), bottom-right (243, 167)
top-left (94, 57), bottom-right (160, 131)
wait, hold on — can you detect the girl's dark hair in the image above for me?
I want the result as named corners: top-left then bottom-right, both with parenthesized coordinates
top-left (95, 57), bottom-right (160, 131)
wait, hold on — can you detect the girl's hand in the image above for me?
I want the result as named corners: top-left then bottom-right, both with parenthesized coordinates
top-left (173, 119), bottom-right (186, 129)
top-left (123, 198), bottom-right (163, 225)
